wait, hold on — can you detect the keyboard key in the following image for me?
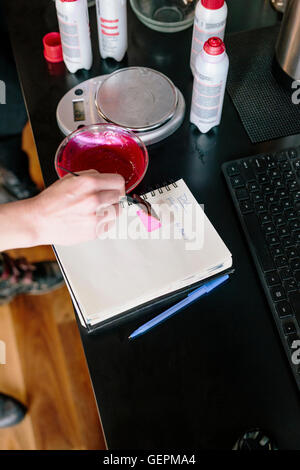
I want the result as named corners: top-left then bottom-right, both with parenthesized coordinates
top-left (270, 246), bottom-right (284, 257)
top-left (277, 189), bottom-right (288, 199)
top-left (270, 285), bottom-right (286, 301)
top-left (292, 190), bottom-right (300, 203)
top-left (258, 174), bottom-right (269, 185)
top-left (281, 199), bottom-right (292, 210)
top-left (290, 258), bottom-right (300, 271)
top-left (266, 155), bottom-right (277, 168)
top-left (293, 159), bottom-right (300, 171)
top-left (240, 160), bottom-right (255, 181)
top-left (231, 175), bottom-right (245, 188)
top-left (259, 213), bottom-right (272, 225)
top-left (255, 202), bottom-right (268, 213)
top-left (261, 183), bottom-right (274, 194)
top-left (285, 209), bottom-right (297, 220)
top-left (279, 268), bottom-right (293, 281)
top-left (279, 161), bottom-right (291, 171)
top-left (276, 300), bottom-right (293, 318)
top-left (274, 214), bottom-right (286, 226)
top-left (248, 181), bottom-right (259, 192)
top-left (235, 188), bottom-right (249, 200)
top-left (290, 220), bottom-right (300, 231)
top-left (243, 213), bottom-right (274, 272)
top-left (275, 255), bottom-right (288, 268)
top-left (286, 247), bottom-right (298, 259)
top-left (227, 163), bottom-right (240, 176)
top-left (288, 148), bottom-right (298, 159)
top-left (274, 180), bottom-right (285, 190)
top-left (252, 157), bottom-right (266, 173)
top-left (270, 204), bottom-right (281, 214)
top-left (283, 321), bottom-right (297, 335)
top-left (289, 180), bottom-right (299, 191)
top-left (265, 194), bottom-right (277, 205)
top-left (265, 271), bottom-right (280, 286)
top-left (282, 237), bottom-right (293, 248)
top-left (284, 279), bottom-right (298, 293)
top-left (269, 169), bottom-right (281, 179)
top-left (261, 223), bottom-right (275, 235)
top-left (266, 234), bottom-right (280, 246)
top-left (239, 200), bottom-right (253, 214)
top-left (278, 226), bottom-right (289, 237)
top-left (284, 171), bottom-right (295, 181)
top-left (292, 231), bottom-right (300, 244)
top-left (251, 192), bottom-right (263, 203)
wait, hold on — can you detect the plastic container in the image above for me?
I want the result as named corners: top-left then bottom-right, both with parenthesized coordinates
top-left (55, 124), bottom-right (149, 193)
top-left (55, 0), bottom-right (93, 73)
top-left (190, 37), bottom-right (229, 133)
top-left (43, 32), bottom-right (63, 63)
top-left (190, 0), bottom-right (227, 74)
top-left (95, 0), bottom-right (127, 62)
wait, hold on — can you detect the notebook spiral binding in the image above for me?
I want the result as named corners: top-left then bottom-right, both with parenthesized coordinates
top-left (124, 180), bottom-right (178, 207)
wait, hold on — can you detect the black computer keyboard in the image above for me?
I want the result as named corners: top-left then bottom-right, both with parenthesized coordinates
top-left (223, 148), bottom-right (300, 390)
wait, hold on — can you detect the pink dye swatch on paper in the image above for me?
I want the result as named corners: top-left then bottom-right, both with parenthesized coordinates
top-left (137, 210), bottom-right (162, 232)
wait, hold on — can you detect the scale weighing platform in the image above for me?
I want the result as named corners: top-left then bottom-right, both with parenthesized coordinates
top-left (56, 67), bottom-right (186, 146)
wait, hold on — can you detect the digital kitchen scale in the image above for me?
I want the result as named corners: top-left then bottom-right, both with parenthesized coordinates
top-left (56, 67), bottom-right (185, 146)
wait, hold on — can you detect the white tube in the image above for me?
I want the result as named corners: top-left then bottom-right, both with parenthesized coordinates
top-left (55, 0), bottom-right (93, 73)
top-left (96, 0), bottom-right (127, 62)
top-left (190, 38), bottom-right (229, 134)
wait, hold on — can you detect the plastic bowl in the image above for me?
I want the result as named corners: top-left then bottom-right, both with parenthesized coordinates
top-left (130, 0), bottom-right (195, 33)
top-left (55, 124), bottom-right (149, 194)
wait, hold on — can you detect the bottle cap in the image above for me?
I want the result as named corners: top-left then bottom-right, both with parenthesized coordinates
top-left (201, 0), bottom-right (224, 9)
top-left (203, 37), bottom-right (225, 55)
top-left (43, 32), bottom-right (63, 63)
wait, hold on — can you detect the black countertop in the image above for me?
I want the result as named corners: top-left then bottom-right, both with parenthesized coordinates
top-left (4, 0), bottom-right (300, 449)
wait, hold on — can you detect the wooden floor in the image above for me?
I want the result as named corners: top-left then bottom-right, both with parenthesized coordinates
top-left (0, 123), bottom-right (106, 450)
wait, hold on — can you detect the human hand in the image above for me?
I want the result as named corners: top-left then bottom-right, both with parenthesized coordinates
top-left (30, 170), bottom-right (125, 246)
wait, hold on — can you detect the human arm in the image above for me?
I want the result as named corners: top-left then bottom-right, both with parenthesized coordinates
top-left (0, 170), bottom-right (125, 251)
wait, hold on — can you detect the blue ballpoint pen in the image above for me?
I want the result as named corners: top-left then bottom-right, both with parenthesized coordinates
top-left (128, 274), bottom-right (229, 340)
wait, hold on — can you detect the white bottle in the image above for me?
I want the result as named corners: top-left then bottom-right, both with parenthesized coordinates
top-left (96, 0), bottom-right (127, 62)
top-left (190, 37), bottom-right (229, 133)
top-left (190, 0), bottom-right (227, 74)
top-left (55, 0), bottom-right (93, 73)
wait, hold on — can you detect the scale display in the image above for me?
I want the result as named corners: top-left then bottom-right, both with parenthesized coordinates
top-left (73, 100), bottom-right (86, 122)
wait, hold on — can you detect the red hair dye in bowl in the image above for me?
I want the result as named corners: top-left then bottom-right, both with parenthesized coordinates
top-left (55, 124), bottom-right (149, 193)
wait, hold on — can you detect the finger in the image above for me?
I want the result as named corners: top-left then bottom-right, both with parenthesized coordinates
top-left (75, 171), bottom-right (126, 194)
top-left (83, 190), bottom-right (122, 214)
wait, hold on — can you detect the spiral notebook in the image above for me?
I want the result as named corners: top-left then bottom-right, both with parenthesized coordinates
top-left (54, 179), bottom-right (232, 332)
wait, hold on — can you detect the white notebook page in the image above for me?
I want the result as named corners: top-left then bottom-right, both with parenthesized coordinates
top-left (55, 180), bottom-right (232, 326)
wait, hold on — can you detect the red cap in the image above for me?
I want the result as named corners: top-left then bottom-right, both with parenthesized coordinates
top-left (43, 32), bottom-right (63, 63)
top-left (201, 0), bottom-right (224, 9)
top-left (203, 37), bottom-right (225, 55)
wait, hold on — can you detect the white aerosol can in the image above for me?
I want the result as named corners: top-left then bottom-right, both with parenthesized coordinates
top-left (190, 37), bottom-right (229, 134)
top-left (55, 0), bottom-right (93, 73)
top-left (190, 0), bottom-right (227, 75)
top-left (96, 0), bottom-right (127, 62)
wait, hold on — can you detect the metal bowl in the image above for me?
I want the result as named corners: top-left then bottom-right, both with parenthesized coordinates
top-left (130, 0), bottom-right (195, 33)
